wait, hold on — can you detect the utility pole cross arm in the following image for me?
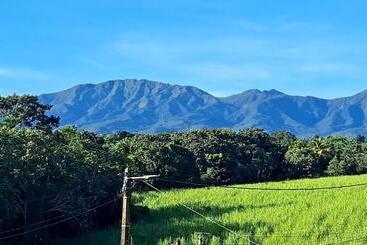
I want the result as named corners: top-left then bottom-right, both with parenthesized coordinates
top-left (120, 168), bottom-right (159, 245)
top-left (128, 175), bottom-right (160, 181)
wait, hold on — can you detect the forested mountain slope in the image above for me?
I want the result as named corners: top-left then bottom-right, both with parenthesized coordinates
top-left (39, 79), bottom-right (367, 136)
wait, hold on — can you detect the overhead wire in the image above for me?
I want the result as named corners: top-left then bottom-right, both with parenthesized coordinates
top-left (0, 197), bottom-right (117, 241)
top-left (157, 178), bottom-right (367, 191)
top-left (153, 178), bottom-right (367, 244)
top-left (2, 177), bottom-right (367, 243)
top-left (0, 213), bottom-right (66, 235)
top-left (0, 194), bottom-right (59, 211)
top-left (141, 180), bottom-right (259, 245)
top-left (0, 196), bottom-right (114, 236)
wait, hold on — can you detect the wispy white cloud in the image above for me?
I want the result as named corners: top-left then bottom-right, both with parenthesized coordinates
top-left (229, 19), bottom-right (332, 33)
top-left (111, 40), bottom-right (180, 64)
top-left (0, 68), bottom-right (10, 76)
top-left (301, 63), bottom-right (362, 74)
top-left (187, 64), bottom-right (271, 80)
top-left (110, 33), bottom-right (364, 68)
top-left (107, 28), bottom-right (367, 88)
top-left (77, 56), bottom-right (106, 70)
top-left (0, 67), bottom-right (52, 80)
top-left (275, 21), bottom-right (332, 32)
top-left (109, 36), bottom-right (273, 61)
top-left (236, 20), bottom-right (269, 32)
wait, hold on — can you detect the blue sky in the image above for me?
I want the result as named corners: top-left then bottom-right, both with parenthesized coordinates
top-left (1, 0), bottom-right (367, 98)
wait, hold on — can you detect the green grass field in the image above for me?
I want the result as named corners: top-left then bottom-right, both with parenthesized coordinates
top-left (58, 174), bottom-right (367, 244)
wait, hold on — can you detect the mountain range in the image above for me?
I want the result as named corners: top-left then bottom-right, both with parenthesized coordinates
top-left (39, 79), bottom-right (367, 136)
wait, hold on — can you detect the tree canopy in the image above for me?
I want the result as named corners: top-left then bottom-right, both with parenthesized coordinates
top-left (0, 95), bottom-right (366, 244)
top-left (0, 95), bottom-right (59, 132)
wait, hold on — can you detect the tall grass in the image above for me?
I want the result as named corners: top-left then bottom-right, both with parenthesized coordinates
top-left (58, 174), bottom-right (367, 244)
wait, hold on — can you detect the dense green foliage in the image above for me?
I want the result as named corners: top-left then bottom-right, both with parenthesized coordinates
top-left (0, 95), bottom-right (367, 244)
top-left (0, 95), bottom-right (59, 132)
top-left (0, 126), bottom-right (126, 244)
top-left (58, 174), bottom-right (367, 244)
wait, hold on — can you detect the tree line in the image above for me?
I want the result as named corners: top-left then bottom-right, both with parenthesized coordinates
top-left (0, 95), bottom-right (366, 244)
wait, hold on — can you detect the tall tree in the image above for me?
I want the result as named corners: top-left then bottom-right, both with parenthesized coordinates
top-left (0, 95), bottom-right (59, 132)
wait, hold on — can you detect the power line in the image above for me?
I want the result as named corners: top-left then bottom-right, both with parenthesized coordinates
top-left (0, 198), bottom-right (116, 241)
top-left (157, 178), bottom-right (367, 191)
top-left (141, 180), bottom-right (259, 245)
top-left (0, 192), bottom-right (112, 212)
top-left (2, 177), bottom-right (367, 243)
top-left (0, 194), bottom-right (60, 211)
top-left (0, 214), bottom-right (66, 235)
top-left (0, 196), bottom-right (114, 236)
top-left (149, 178), bottom-right (367, 243)
top-left (0, 197), bottom-right (117, 241)
top-left (2, 176), bottom-right (365, 214)
top-left (2, 183), bottom-right (365, 244)
top-left (26, 194), bottom-right (60, 203)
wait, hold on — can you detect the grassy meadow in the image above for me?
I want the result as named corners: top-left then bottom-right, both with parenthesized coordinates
top-left (58, 174), bottom-right (367, 244)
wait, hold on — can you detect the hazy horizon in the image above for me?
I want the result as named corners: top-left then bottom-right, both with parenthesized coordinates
top-left (10, 78), bottom-right (366, 100)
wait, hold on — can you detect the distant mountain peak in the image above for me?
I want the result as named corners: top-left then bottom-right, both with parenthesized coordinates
top-left (264, 89), bottom-right (284, 95)
top-left (226, 88), bottom-right (285, 97)
top-left (39, 79), bottom-right (367, 136)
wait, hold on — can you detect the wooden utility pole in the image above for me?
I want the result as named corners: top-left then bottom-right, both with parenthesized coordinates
top-left (120, 168), bottom-right (159, 245)
top-left (120, 168), bottom-right (131, 245)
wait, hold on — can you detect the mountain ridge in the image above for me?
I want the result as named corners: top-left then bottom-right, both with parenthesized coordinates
top-left (38, 79), bottom-right (367, 136)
